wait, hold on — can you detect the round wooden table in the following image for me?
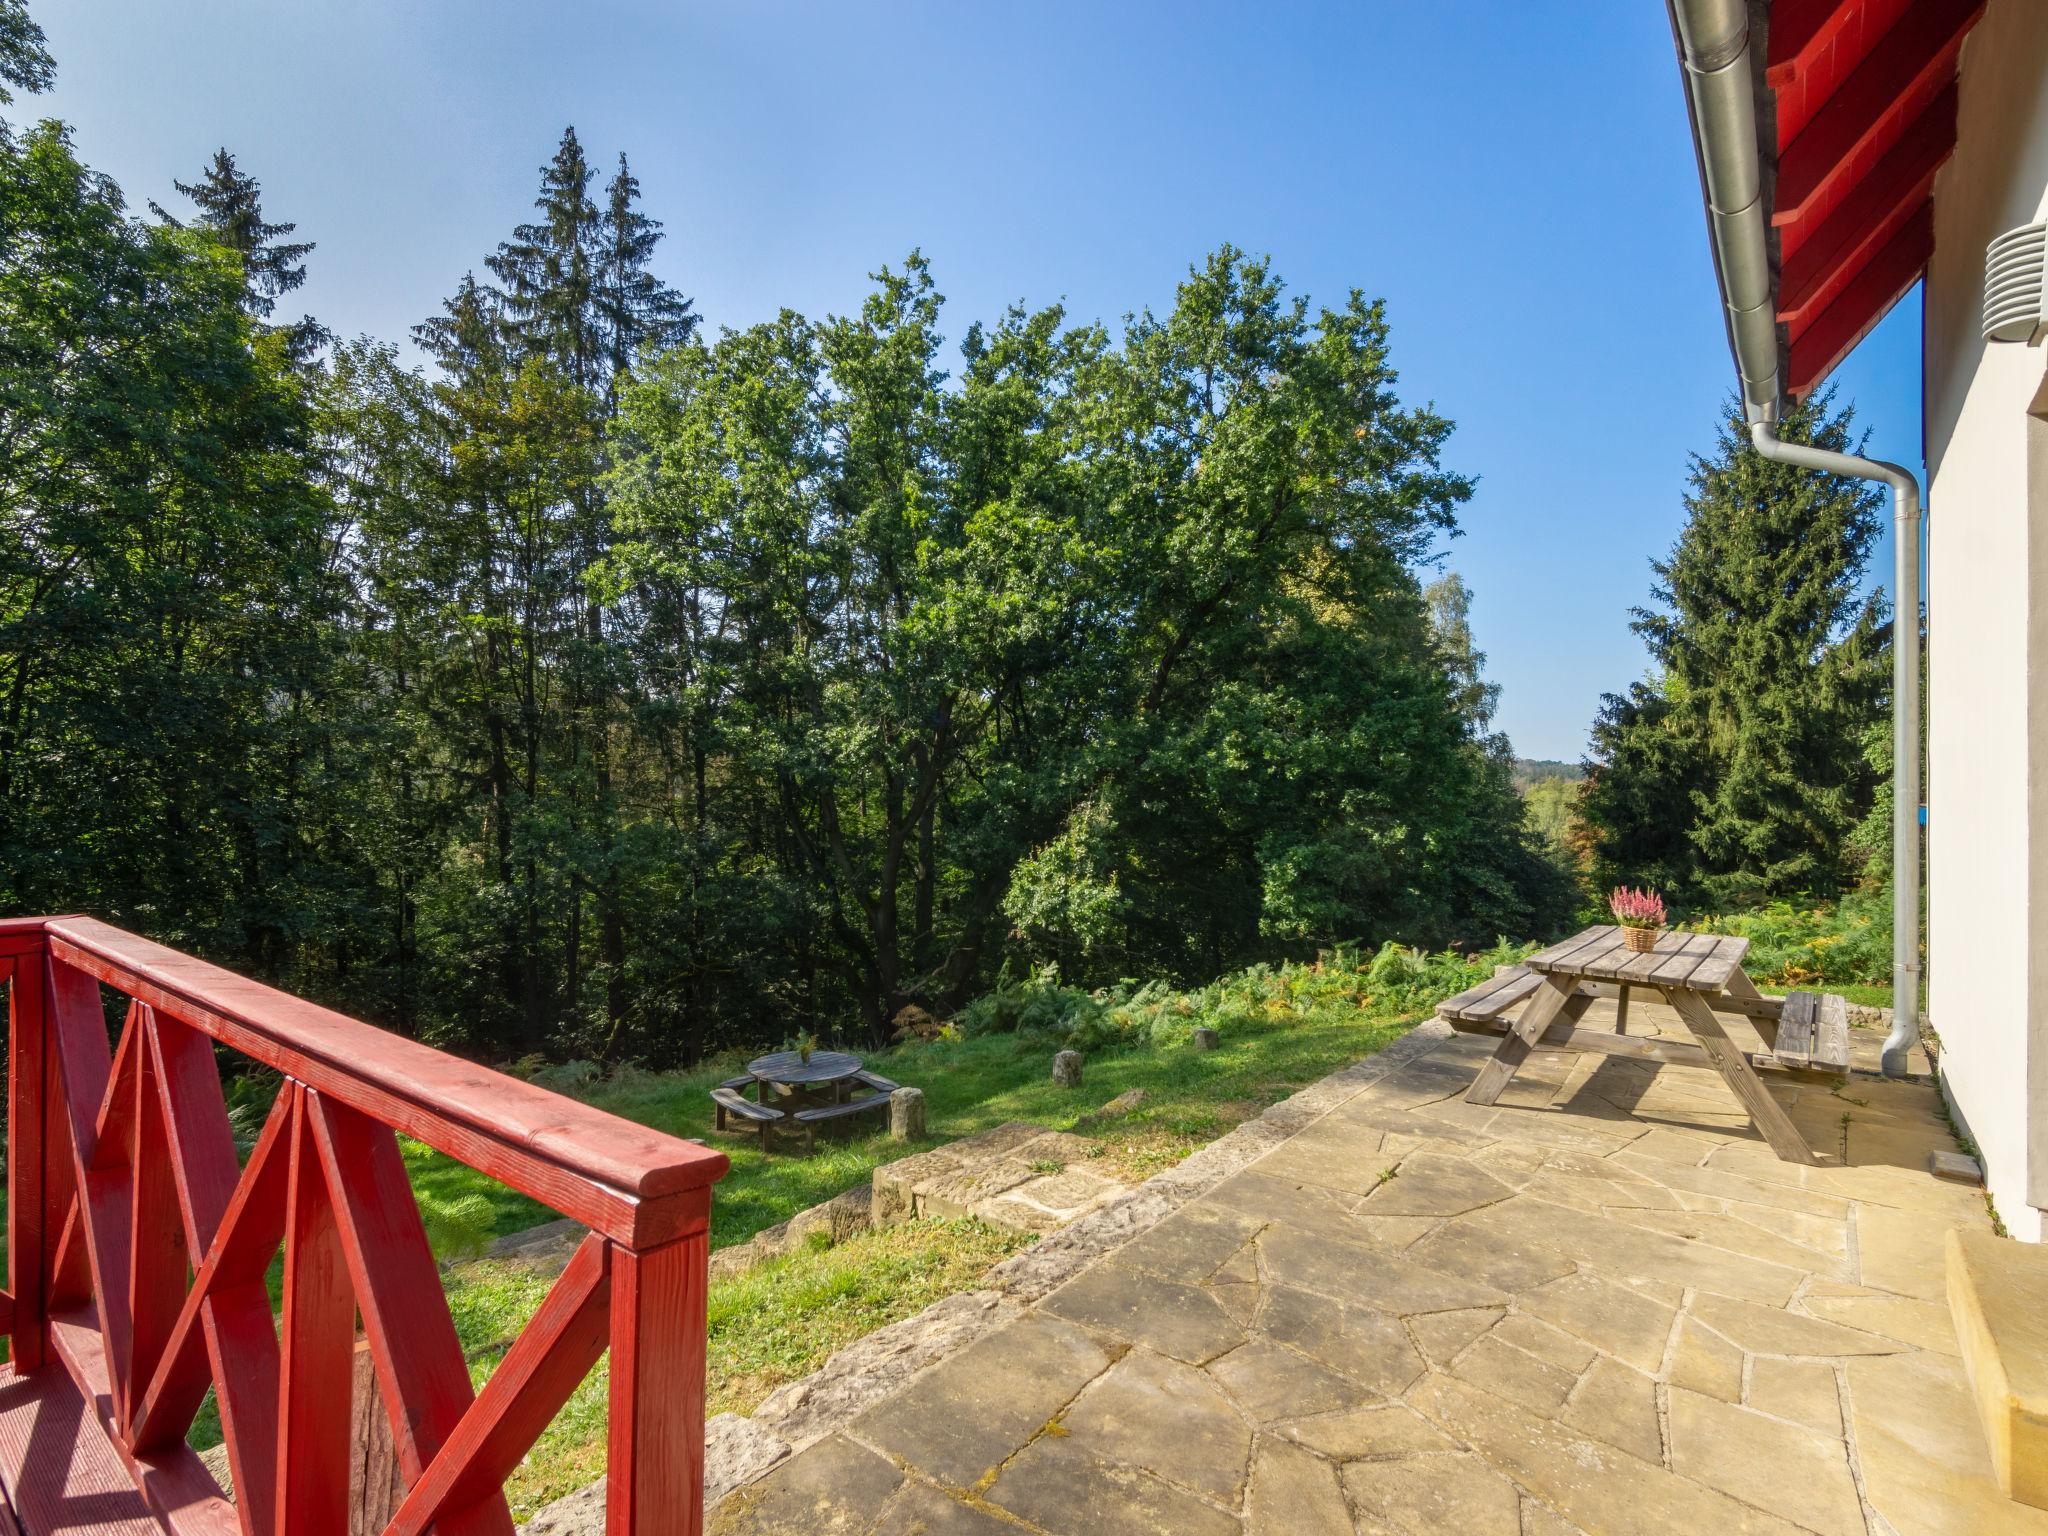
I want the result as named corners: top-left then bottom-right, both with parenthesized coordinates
top-left (746, 1049), bottom-right (863, 1106)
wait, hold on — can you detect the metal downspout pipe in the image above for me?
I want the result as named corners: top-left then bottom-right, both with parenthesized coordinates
top-left (1746, 429), bottom-right (1923, 1076)
top-left (1671, 0), bottom-right (1923, 1075)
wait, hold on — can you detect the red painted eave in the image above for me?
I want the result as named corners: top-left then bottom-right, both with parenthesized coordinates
top-left (1750, 0), bottom-right (1988, 398)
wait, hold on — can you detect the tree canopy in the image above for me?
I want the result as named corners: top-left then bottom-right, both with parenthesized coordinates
top-left (1578, 392), bottom-right (1891, 908)
top-left (3, 14), bottom-right (1574, 1062)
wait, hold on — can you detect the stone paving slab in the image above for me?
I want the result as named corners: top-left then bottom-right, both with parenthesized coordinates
top-left (705, 994), bottom-right (2032, 1534)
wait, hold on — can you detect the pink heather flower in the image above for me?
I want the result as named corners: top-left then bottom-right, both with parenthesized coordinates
top-left (1608, 886), bottom-right (1666, 928)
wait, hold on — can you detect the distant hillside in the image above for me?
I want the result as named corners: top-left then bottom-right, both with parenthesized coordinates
top-left (1512, 758), bottom-right (1584, 792)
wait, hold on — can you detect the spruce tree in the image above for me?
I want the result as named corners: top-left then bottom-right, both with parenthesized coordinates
top-left (596, 152), bottom-right (696, 401)
top-left (162, 148), bottom-right (328, 358)
top-left (1580, 390), bottom-right (1890, 906)
top-left (488, 128), bottom-right (602, 383)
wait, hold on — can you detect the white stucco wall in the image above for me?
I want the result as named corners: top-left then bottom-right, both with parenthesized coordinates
top-left (1924, 0), bottom-right (2048, 1242)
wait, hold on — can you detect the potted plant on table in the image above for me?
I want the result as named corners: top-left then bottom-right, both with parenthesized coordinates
top-left (1609, 886), bottom-right (1667, 952)
top-left (794, 1028), bottom-right (818, 1065)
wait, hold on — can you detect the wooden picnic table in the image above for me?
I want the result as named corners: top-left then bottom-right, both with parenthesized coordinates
top-left (1459, 924), bottom-right (1831, 1165)
top-left (747, 1048), bottom-right (866, 1104)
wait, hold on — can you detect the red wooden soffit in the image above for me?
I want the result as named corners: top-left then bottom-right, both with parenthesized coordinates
top-left (1788, 201), bottom-right (1935, 396)
top-left (1778, 79), bottom-right (1956, 333)
top-left (1773, 0), bottom-right (1984, 229)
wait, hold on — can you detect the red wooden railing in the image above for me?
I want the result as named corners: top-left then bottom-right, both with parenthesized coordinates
top-left (0, 915), bottom-right (729, 1536)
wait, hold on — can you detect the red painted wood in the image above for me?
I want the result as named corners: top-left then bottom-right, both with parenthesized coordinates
top-left (4, 918), bottom-right (731, 1536)
top-left (0, 1349), bottom-right (235, 1536)
top-left (1773, 0), bottom-right (1984, 230)
top-left (385, 1235), bottom-right (613, 1536)
top-left (148, 1015), bottom-right (245, 1254)
top-left (129, 1089), bottom-right (291, 1462)
top-left (6, 944), bottom-right (47, 1371)
top-left (1769, 0), bottom-right (1861, 80)
top-left (607, 1236), bottom-right (709, 1536)
top-left (44, 1062), bottom-right (88, 1311)
top-left (45, 920), bottom-right (726, 1216)
top-left (48, 958), bottom-right (139, 1416)
top-left (304, 1092), bottom-right (515, 1536)
top-left (1768, 0), bottom-right (1918, 139)
top-left (1789, 201), bottom-right (1935, 396)
top-left (1779, 80), bottom-right (1955, 331)
top-left (90, 1005), bottom-right (144, 1174)
top-left (276, 1089), bottom-right (353, 1536)
top-left (43, 1312), bottom-right (241, 1536)
top-left (126, 1013), bottom-right (189, 1437)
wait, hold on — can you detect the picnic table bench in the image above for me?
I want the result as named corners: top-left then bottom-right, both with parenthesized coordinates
top-left (712, 1064), bottom-right (901, 1152)
top-left (1436, 925), bottom-right (1853, 1163)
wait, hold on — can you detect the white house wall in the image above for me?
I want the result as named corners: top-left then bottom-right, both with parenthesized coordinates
top-left (1924, 0), bottom-right (2048, 1242)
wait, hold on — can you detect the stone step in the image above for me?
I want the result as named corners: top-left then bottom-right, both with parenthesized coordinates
top-left (1949, 1226), bottom-right (2048, 1509)
top-left (872, 1121), bottom-right (1130, 1235)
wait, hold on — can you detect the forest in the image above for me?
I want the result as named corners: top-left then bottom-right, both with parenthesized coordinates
top-left (0, 12), bottom-right (1574, 1067)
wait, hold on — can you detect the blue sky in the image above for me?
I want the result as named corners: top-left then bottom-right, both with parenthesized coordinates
top-left (29, 0), bottom-right (1924, 761)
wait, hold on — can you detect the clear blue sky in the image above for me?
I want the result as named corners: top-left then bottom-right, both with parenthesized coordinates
top-left (30, 0), bottom-right (1924, 761)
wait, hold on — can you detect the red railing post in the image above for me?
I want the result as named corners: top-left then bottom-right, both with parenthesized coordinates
top-left (607, 1228), bottom-right (711, 1536)
top-left (6, 933), bottom-right (49, 1371)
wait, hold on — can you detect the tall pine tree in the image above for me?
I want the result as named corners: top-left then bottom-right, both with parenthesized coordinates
top-left (1580, 391), bottom-right (1890, 906)
top-left (160, 148), bottom-right (328, 358)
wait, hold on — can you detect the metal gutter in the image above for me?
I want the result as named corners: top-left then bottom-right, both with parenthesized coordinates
top-left (1670, 0), bottom-right (1924, 1075)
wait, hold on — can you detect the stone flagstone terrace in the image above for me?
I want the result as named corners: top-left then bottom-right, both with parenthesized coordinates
top-left (698, 991), bottom-right (2033, 1536)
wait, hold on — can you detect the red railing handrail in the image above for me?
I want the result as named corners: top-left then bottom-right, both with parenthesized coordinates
top-left (31, 916), bottom-right (728, 1246)
top-left (2, 915), bottom-right (718, 1536)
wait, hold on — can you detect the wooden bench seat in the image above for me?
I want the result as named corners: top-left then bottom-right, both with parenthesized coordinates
top-left (712, 1086), bottom-right (784, 1132)
top-left (1769, 991), bottom-right (1851, 1073)
top-left (853, 1069), bottom-right (900, 1095)
top-left (1437, 965), bottom-right (1546, 1025)
top-left (792, 1091), bottom-right (892, 1151)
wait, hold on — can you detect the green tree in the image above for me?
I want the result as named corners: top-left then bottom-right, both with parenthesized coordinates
top-left (0, 117), bottom-right (334, 968)
top-left (0, 0), bottom-right (52, 106)
top-left (1580, 392), bottom-right (1890, 906)
top-left (159, 148), bottom-right (329, 359)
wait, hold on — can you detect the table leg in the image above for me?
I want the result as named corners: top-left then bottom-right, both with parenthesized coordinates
top-left (1664, 988), bottom-right (1819, 1165)
top-left (1615, 984), bottom-right (1630, 1036)
top-left (1467, 975), bottom-right (1581, 1106)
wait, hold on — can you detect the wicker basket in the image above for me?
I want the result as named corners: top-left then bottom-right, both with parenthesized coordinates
top-left (1621, 925), bottom-right (1660, 953)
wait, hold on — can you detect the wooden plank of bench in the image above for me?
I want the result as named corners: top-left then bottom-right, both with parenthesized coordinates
top-left (1775, 992), bottom-right (1817, 1070)
top-left (1815, 993), bottom-right (1851, 1073)
top-left (711, 1088), bottom-right (782, 1125)
top-left (1438, 967), bottom-right (1540, 1021)
top-left (792, 1096), bottom-right (890, 1124)
top-left (852, 1070), bottom-right (900, 1095)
